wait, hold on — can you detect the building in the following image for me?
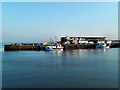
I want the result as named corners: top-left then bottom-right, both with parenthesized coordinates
top-left (41, 42), bottom-right (49, 45)
top-left (61, 36), bottom-right (106, 44)
top-left (111, 40), bottom-right (120, 43)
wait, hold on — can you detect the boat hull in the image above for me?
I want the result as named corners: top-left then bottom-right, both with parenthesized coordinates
top-left (45, 45), bottom-right (63, 51)
top-left (96, 43), bottom-right (106, 48)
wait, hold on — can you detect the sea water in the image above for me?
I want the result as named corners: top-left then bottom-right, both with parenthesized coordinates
top-left (1, 44), bottom-right (118, 88)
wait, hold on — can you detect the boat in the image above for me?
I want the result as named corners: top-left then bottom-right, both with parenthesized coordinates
top-left (106, 44), bottom-right (110, 48)
top-left (44, 45), bottom-right (64, 51)
top-left (96, 43), bottom-right (106, 48)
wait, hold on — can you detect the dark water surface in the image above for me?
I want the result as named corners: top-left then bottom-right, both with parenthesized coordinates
top-left (2, 48), bottom-right (118, 88)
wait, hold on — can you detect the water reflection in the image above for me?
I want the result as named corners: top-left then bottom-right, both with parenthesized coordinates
top-left (51, 48), bottom-right (110, 56)
top-left (2, 48), bottom-right (118, 88)
top-left (49, 48), bottom-right (110, 68)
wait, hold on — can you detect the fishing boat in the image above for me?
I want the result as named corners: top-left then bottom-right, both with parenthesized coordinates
top-left (106, 44), bottom-right (110, 48)
top-left (44, 45), bottom-right (64, 51)
top-left (96, 43), bottom-right (106, 48)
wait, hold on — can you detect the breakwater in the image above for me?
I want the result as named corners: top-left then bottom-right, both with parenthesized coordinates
top-left (110, 43), bottom-right (120, 48)
top-left (4, 43), bottom-right (120, 51)
top-left (4, 44), bottom-right (41, 51)
top-left (63, 44), bottom-right (96, 50)
top-left (4, 44), bottom-right (96, 51)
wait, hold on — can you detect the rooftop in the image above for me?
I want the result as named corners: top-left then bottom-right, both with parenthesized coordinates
top-left (61, 36), bottom-right (106, 38)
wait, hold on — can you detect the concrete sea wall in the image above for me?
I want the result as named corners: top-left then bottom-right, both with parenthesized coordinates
top-left (4, 45), bottom-right (41, 51)
top-left (4, 43), bottom-right (120, 51)
top-left (63, 44), bottom-right (96, 50)
top-left (110, 43), bottom-right (120, 48)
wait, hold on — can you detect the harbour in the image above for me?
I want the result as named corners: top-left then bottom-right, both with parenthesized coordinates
top-left (4, 36), bottom-right (120, 51)
top-left (1, 2), bottom-right (118, 89)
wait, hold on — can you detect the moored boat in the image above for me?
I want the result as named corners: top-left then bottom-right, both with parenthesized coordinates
top-left (96, 43), bottom-right (110, 49)
top-left (106, 44), bottom-right (110, 48)
top-left (44, 45), bottom-right (64, 51)
top-left (96, 43), bottom-right (106, 48)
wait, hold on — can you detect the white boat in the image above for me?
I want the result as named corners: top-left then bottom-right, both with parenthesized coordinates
top-left (45, 45), bottom-right (64, 51)
top-left (106, 46), bottom-right (110, 48)
top-left (106, 44), bottom-right (110, 48)
top-left (96, 43), bottom-right (111, 49)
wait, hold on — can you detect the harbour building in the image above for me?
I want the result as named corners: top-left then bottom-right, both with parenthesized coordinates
top-left (61, 36), bottom-right (106, 44)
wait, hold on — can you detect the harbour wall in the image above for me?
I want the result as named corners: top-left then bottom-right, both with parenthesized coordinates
top-left (63, 44), bottom-right (96, 50)
top-left (110, 43), bottom-right (120, 48)
top-left (4, 43), bottom-right (120, 51)
top-left (4, 45), bottom-right (41, 51)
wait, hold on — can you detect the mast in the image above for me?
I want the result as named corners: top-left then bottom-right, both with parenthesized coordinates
top-left (50, 37), bottom-right (52, 44)
top-left (55, 35), bottom-right (57, 43)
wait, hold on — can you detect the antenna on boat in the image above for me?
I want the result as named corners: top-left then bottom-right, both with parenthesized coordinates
top-left (50, 37), bottom-right (52, 44)
top-left (55, 35), bottom-right (57, 43)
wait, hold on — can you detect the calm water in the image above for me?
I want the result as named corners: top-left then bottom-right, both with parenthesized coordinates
top-left (2, 48), bottom-right (118, 88)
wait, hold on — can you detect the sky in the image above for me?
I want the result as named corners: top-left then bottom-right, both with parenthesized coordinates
top-left (2, 2), bottom-right (118, 43)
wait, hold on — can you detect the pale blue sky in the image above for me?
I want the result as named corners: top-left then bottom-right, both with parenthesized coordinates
top-left (2, 2), bottom-right (118, 43)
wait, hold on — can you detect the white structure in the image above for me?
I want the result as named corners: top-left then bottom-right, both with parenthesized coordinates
top-left (88, 41), bottom-right (94, 44)
top-left (79, 40), bottom-right (88, 44)
top-left (63, 41), bottom-right (70, 45)
top-left (107, 40), bottom-right (112, 44)
top-left (98, 41), bottom-right (105, 44)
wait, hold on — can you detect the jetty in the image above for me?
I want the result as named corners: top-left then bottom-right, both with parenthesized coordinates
top-left (4, 36), bottom-right (120, 51)
top-left (63, 44), bottom-right (96, 50)
top-left (4, 42), bottom-right (120, 51)
top-left (4, 43), bottom-right (41, 51)
top-left (4, 43), bottom-right (96, 51)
